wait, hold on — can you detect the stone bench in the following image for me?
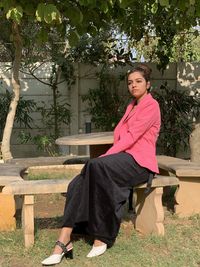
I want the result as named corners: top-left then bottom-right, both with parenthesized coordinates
top-left (157, 155), bottom-right (200, 217)
top-left (2, 174), bottom-right (179, 248)
top-left (0, 161), bottom-right (83, 231)
top-left (2, 178), bottom-right (73, 248)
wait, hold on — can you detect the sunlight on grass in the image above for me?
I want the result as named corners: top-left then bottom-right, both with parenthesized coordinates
top-left (26, 169), bottom-right (80, 180)
top-left (0, 213), bottom-right (199, 267)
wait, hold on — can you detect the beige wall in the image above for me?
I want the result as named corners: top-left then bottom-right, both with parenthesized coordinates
top-left (0, 62), bottom-right (199, 158)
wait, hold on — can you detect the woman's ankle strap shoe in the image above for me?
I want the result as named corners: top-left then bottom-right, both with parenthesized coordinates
top-left (41, 253), bottom-right (65, 266)
top-left (41, 240), bottom-right (73, 266)
top-left (55, 240), bottom-right (72, 254)
top-left (87, 244), bottom-right (107, 258)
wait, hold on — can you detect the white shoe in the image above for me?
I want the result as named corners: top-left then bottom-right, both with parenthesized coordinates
top-left (87, 244), bottom-right (107, 258)
top-left (41, 253), bottom-right (65, 265)
top-left (41, 240), bottom-right (73, 265)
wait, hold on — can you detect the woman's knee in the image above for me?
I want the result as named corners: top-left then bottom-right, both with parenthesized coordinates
top-left (87, 157), bottom-right (104, 171)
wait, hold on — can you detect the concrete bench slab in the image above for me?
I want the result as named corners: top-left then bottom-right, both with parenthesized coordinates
top-left (157, 155), bottom-right (200, 217)
top-left (2, 178), bottom-right (73, 195)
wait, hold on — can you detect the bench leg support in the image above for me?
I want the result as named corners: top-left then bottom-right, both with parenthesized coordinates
top-left (22, 195), bottom-right (34, 248)
top-left (175, 178), bottom-right (200, 217)
top-left (134, 187), bottom-right (164, 235)
top-left (0, 193), bottom-right (16, 231)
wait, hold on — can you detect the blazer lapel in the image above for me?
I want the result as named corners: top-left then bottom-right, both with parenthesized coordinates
top-left (123, 94), bottom-right (153, 123)
top-left (123, 100), bottom-right (137, 122)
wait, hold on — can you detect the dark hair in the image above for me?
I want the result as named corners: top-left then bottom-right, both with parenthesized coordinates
top-left (127, 63), bottom-right (152, 82)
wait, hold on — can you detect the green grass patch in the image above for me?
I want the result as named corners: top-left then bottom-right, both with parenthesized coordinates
top-left (25, 169), bottom-right (79, 180)
top-left (0, 214), bottom-right (199, 267)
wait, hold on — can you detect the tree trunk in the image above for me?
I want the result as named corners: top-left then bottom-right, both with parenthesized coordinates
top-left (52, 64), bottom-right (62, 140)
top-left (1, 22), bottom-right (22, 162)
top-left (52, 82), bottom-right (59, 139)
top-left (189, 123), bottom-right (200, 163)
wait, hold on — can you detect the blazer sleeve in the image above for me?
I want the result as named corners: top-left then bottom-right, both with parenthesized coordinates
top-left (102, 101), bottom-right (160, 156)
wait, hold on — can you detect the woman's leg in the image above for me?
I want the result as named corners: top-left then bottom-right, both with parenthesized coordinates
top-left (53, 227), bottom-right (73, 254)
top-left (61, 153), bottom-right (149, 245)
top-left (82, 152), bottom-right (150, 247)
top-left (41, 174), bottom-right (85, 264)
top-left (43, 152), bottom-right (150, 261)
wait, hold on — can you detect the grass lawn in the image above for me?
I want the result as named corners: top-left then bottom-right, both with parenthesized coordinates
top-left (0, 171), bottom-right (200, 267)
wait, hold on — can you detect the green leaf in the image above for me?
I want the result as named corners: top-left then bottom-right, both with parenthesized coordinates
top-left (36, 3), bottom-right (45, 22)
top-left (190, 0), bottom-right (195, 5)
top-left (151, 2), bottom-right (158, 14)
top-left (36, 3), bottom-right (61, 24)
top-left (65, 6), bottom-right (83, 25)
top-left (87, 24), bottom-right (98, 36)
top-left (68, 30), bottom-right (80, 47)
top-left (6, 5), bottom-right (23, 23)
top-left (119, 0), bottom-right (134, 9)
top-left (99, 1), bottom-right (109, 13)
top-left (177, 0), bottom-right (188, 11)
top-left (108, 0), bottom-right (114, 6)
top-left (44, 4), bottom-right (61, 24)
top-left (79, 0), bottom-right (89, 5)
top-left (79, 0), bottom-right (96, 6)
top-left (88, 0), bottom-right (97, 6)
top-left (159, 0), bottom-right (169, 7)
top-left (83, 9), bottom-right (100, 26)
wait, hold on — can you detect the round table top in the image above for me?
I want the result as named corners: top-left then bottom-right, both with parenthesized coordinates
top-left (56, 131), bottom-right (114, 146)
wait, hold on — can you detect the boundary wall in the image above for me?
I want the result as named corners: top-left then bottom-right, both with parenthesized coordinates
top-left (0, 62), bottom-right (199, 157)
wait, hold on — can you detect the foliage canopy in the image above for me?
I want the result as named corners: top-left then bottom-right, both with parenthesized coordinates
top-left (0, 0), bottom-right (200, 160)
top-left (0, 0), bottom-right (200, 67)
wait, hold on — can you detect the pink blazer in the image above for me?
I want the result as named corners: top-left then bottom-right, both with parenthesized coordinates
top-left (102, 93), bottom-right (161, 173)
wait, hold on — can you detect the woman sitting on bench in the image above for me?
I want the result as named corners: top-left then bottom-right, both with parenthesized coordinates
top-left (42, 63), bottom-right (161, 265)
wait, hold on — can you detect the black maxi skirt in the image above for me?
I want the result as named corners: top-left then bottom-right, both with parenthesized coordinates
top-left (62, 152), bottom-right (150, 247)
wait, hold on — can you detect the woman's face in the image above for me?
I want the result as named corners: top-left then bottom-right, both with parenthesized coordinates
top-left (127, 71), bottom-right (150, 102)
